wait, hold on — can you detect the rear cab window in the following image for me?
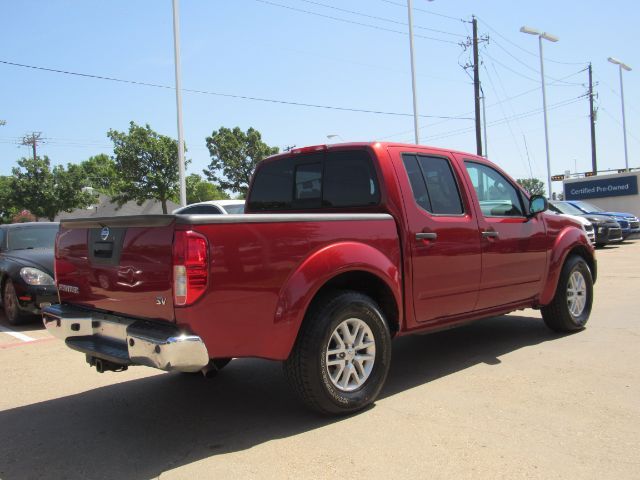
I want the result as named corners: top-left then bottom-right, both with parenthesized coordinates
top-left (248, 149), bottom-right (381, 211)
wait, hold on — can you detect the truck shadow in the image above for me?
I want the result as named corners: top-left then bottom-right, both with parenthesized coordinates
top-left (0, 314), bottom-right (564, 480)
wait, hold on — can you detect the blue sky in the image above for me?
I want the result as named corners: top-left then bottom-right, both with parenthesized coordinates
top-left (1, 0), bottom-right (638, 195)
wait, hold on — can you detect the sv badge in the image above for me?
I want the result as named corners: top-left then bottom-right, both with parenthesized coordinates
top-left (155, 296), bottom-right (167, 305)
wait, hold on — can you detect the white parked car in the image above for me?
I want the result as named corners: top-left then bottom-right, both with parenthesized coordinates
top-left (173, 200), bottom-right (245, 215)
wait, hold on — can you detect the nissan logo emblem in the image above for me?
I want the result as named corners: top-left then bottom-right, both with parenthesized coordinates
top-left (100, 227), bottom-right (110, 241)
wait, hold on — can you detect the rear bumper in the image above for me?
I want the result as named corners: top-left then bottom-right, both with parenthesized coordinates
top-left (42, 304), bottom-right (209, 373)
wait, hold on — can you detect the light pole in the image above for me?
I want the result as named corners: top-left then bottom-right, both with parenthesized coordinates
top-left (608, 57), bottom-right (632, 170)
top-left (407, 0), bottom-right (420, 144)
top-left (172, 0), bottom-right (187, 207)
top-left (520, 26), bottom-right (558, 198)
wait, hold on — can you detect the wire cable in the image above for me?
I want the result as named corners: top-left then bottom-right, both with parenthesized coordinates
top-left (294, 0), bottom-right (466, 37)
top-left (0, 59), bottom-right (473, 121)
top-left (251, 0), bottom-right (459, 44)
top-left (380, 0), bottom-right (467, 23)
top-left (475, 16), bottom-right (589, 66)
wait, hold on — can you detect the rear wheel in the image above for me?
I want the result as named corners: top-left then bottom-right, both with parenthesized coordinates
top-left (3, 280), bottom-right (30, 325)
top-left (284, 291), bottom-right (392, 415)
top-left (541, 255), bottom-right (593, 332)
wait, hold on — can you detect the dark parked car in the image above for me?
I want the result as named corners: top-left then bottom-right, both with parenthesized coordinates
top-left (550, 201), bottom-right (623, 247)
top-left (0, 222), bottom-right (59, 324)
top-left (565, 200), bottom-right (640, 239)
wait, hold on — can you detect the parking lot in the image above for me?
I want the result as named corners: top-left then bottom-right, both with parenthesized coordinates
top-left (1, 240), bottom-right (639, 480)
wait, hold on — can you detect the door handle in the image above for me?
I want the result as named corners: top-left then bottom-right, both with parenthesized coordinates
top-left (416, 232), bottom-right (438, 241)
top-left (481, 230), bottom-right (499, 238)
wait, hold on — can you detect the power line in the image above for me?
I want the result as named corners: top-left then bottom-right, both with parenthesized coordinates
top-left (482, 51), bottom-right (541, 83)
top-left (0, 59), bottom-right (473, 121)
top-left (600, 107), bottom-right (640, 144)
top-left (423, 96), bottom-right (585, 142)
top-left (475, 16), bottom-right (589, 66)
top-left (483, 63), bottom-right (528, 172)
top-left (488, 37), bottom-right (587, 86)
top-left (251, 0), bottom-right (459, 44)
top-left (294, 0), bottom-right (466, 37)
top-left (380, 0), bottom-right (467, 23)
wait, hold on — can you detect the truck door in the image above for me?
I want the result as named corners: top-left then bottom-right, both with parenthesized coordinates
top-left (461, 159), bottom-right (547, 310)
top-left (391, 148), bottom-right (482, 325)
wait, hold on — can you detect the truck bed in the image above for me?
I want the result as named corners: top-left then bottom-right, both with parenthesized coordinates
top-left (55, 213), bottom-right (401, 360)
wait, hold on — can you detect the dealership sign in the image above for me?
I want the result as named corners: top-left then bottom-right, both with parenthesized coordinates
top-left (564, 175), bottom-right (638, 200)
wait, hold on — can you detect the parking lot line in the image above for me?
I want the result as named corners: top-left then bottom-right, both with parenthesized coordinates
top-left (0, 324), bottom-right (36, 342)
top-left (0, 337), bottom-right (54, 350)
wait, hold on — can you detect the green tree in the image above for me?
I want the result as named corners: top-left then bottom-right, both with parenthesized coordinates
top-left (186, 174), bottom-right (230, 204)
top-left (204, 126), bottom-right (279, 197)
top-left (11, 156), bottom-right (95, 221)
top-left (517, 178), bottom-right (546, 197)
top-left (79, 153), bottom-right (120, 194)
top-left (108, 122), bottom-right (185, 214)
top-left (0, 176), bottom-right (19, 224)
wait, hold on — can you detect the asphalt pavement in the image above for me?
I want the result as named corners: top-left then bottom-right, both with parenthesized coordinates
top-left (0, 240), bottom-right (638, 479)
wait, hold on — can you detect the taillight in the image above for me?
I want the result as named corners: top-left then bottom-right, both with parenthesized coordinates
top-left (173, 230), bottom-right (209, 306)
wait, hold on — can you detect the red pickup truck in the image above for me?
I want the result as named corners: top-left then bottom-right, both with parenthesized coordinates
top-left (44, 142), bottom-right (596, 415)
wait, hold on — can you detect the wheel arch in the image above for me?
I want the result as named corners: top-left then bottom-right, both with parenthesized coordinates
top-left (273, 241), bottom-right (402, 360)
top-left (539, 228), bottom-right (596, 306)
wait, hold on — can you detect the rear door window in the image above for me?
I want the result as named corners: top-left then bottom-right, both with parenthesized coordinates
top-left (402, 154), bottom-right (464, 215)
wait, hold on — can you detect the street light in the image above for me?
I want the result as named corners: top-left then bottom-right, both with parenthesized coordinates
top-left (520, 25), bottom-right (558, 198)
top-left (326, 134), bottom-right (343, 143)
top-left (407, 0), bottom-right (420, 144)
top-left (608, 57), bottom-right (632, 170)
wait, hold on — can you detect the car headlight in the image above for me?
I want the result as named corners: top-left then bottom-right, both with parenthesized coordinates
top-left (20, 267), bottom-right (55, 286)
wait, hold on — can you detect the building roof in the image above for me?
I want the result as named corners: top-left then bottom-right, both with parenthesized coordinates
top-left (55, 193), bottom-right (179, 220)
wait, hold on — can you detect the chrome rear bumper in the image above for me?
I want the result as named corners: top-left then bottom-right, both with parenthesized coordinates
top-left (42, 304), bottom-right (209, 373)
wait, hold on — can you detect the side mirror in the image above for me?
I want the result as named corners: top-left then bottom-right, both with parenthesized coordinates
top-left (528, 195), bottom-right (548, 216)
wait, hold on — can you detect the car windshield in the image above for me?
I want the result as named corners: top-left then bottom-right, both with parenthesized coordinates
top-left (553, 202), bottom-right (585, 215)
top-left (223, 204), bottom-right (245, 214)
top-left (5, 226), bottom-right (58, 250)
top-left (572, 201), bottom-right (603, 213)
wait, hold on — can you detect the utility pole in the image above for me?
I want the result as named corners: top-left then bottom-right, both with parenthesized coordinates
top-left (21, 132), bottom-right (43, 160)
top-left (472, 16), bottom-right (483, 156)
top-left (588, 63), bottom-right (598, 174)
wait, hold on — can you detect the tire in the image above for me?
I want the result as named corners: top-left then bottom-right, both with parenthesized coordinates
top-left (283, 291), bottom-right (392, 415)
top-left (541, 255), bottom-right (593, 332)
top-left (3, 280), bottom-right (30, 326)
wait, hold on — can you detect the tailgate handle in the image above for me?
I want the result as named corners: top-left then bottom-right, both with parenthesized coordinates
top-left (93, 241), bottom-right (114, 258)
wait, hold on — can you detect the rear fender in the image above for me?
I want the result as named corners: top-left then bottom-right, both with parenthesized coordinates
top-left (539, 227), bottom-right (595, 306)
top-left (272, 241), bottom-right (401, 359)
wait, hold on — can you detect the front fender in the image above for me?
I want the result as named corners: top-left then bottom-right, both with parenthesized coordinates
top-left (539, 227), bottom-right (595, 306)
top-left (270, 241), bottom-right (401, 360)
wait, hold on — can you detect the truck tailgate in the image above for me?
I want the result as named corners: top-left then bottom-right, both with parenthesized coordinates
top-left (55, 216), bottom-right (176, 322)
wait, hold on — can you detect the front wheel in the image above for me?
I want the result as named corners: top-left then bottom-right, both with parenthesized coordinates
top-left (541, 255), bottom-right (593, 332)
top-left (284, 291), bottom-right (392, 415)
